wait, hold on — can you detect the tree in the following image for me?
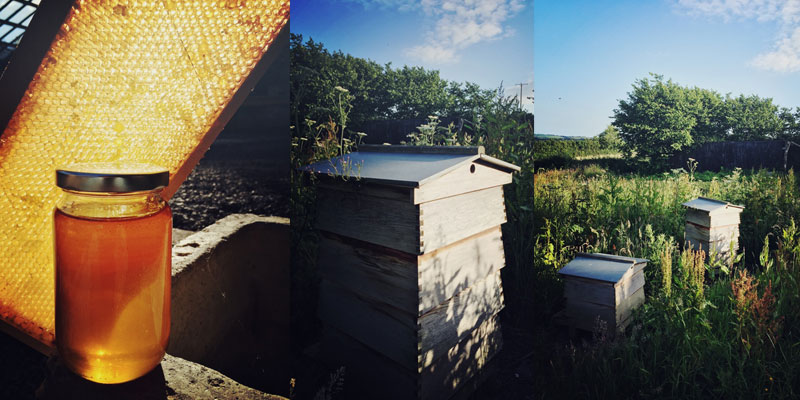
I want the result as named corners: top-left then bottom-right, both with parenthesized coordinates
top-left (686, 86), bottom-right (725, 144)
top-left (613, 74), bottom-right (696, 161)
top-left (720, 94), bottom-right (782, 140)
top-left (778, 107), bottom-right (800, 140)
top-left (598, 124), bottom-right (622, 149)
top-left (290, 34), bottom-right (498, 137)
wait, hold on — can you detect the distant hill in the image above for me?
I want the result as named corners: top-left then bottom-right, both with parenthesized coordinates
top-left (534, 134), bottom-right (593, 140)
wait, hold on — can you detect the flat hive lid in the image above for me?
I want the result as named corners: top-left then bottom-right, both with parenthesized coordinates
top-left (301, 145), bottom-right (519, 187)
top-left (682, 197), bottom-right (744, 213)
top-left (558, 253), bottom-right (648, 284)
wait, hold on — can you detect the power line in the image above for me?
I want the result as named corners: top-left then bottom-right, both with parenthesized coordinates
top-left (515, 82), bottom-right (529, 110)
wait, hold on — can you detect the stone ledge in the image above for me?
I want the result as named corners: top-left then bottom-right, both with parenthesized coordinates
top-left (1, 214), bottom-right (290, 398)
top-left (169, 214), bottom-right (291, 395)
top-left (36, 353), bottom-right (287, 400)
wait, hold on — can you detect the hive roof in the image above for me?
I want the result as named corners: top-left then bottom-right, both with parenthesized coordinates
top-left (301, 145), bottom-right (520, 187)
top-left (682, 197), bottom-right (744, 213)
top-left (558, 253), bottom-right (648, 284)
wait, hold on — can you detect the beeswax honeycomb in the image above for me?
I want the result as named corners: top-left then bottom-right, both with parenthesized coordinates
top-left (0, 0), bottom-right (289, 346)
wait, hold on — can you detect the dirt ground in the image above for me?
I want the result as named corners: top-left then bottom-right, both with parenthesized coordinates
top-left (169, 160), bottom-right (289, 231)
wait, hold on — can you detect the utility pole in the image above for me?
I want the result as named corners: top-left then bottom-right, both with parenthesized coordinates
top-left (515, 82), bottom-right (529, 110)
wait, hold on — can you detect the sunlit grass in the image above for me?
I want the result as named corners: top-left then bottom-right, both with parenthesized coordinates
top-left (535, 162), bottom-right (800, 398)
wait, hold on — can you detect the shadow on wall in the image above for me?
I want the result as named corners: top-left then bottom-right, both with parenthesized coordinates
top-left (168, 215), bottom-right (291, 396)
top-left (202, 22), bottom-right (290, 182)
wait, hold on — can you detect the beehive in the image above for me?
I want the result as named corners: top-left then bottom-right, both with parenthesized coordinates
top-left (302, 145), bottom-right (520, 400)
top-left (682, 197), bottom-right (744, 260)
top-left (0, 0), bottom-right (289, 349)
top-left (556, 253), bottom-right (648, 333)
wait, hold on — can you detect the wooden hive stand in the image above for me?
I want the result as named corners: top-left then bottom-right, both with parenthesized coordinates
top-left (301, 145), bottom-right (520, 400)
top-left (555, 253), bottom-right (648, 334)
top-left (682, 197), bottom-right (744, 262)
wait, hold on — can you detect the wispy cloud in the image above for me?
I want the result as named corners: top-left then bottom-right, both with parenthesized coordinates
top-left (345, 0), bottom-right (527, 64)
top-left (404, 44), bottom-right (458, 63)
top-left (676, 0), bottom-right (800, 72)
top-left (344, 0), bottom-right (417, 11)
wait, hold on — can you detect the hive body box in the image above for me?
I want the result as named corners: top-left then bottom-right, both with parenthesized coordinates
top-left (557, 253), bottom-right (648, 332)
top-left (682, 197), bottom-right (744, 260)
top-left (303, 145), bottom-right (519, 400)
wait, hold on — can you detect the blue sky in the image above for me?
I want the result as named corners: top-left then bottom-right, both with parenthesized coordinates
top-left (291, 0), bottom-right (533, 112)
top-left (536, 0), bottom-right (800, 137)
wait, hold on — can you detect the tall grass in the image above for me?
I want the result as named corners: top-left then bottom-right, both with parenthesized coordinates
top-left (534, 164), bottom-right (800, 398)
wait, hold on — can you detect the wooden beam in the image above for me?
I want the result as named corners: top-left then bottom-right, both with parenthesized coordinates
top-left (0, 0), bottom-right (75, 133)
top-left (163, 24), bottom-right (289, 199)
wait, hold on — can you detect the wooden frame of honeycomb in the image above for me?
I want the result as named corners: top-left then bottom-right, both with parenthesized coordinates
top-left (0, 0), bottom-right (289, 351)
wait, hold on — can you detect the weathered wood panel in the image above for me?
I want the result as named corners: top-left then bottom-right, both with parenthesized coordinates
top-left (413, 161), bottom-right (511, 204)
top-left (686, 237), bottom-right (739, 255)
top-left (686, 209), bottom-right (741, 228)
top-left (318, 279), bottom-right (417, 369)
top-left (318, 180), bottom-right (412, 202)
top-left (318, 234), bottom-right (418, 314)
top-left (564, 271), bottom-right (644, 307)
top-left (685, 223), bottom-right (739, 242)
top-left (420, 186), bottom-right (506, 253)
top-left (686, 209), bottom-right (710, 227)
top-left (418, 270), bottom-right (504, 364)
top-left (417, 227), bottom-right (505, 315)
top-left (420, 315), bottom-right (503, 400)
top-left (315, 187), bottom-right (420, 254)
top-left (320, 325), bottom-right (418, 400)
top-left (563, 287), bottom-right (645, 332)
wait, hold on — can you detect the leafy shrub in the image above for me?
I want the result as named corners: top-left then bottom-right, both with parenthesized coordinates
top-left (534, 164), bottom-right (800, 398)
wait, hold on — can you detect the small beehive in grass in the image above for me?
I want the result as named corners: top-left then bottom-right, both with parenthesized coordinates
top-left (682, 197), bottom-right (744, 260)
top-left (556, 253), bottom-right (648, 333)
top-left (302, 145), bottom-right (519, 400)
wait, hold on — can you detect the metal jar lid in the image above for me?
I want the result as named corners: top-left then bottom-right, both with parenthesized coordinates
top-left (56, 162), bottom-right (169, 193)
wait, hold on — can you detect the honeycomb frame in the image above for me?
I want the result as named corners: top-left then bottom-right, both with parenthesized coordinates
top-left (0, 0), bottom-right (289, 351)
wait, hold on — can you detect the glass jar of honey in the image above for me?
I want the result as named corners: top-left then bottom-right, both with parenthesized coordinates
top-left (54, 163), bottom-right (171, 384)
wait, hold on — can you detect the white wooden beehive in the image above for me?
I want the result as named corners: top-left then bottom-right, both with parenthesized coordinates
top-left (302, 145), bottom-right (519, 400)
top-left (556, 253), bottom-right (648, 333)
top-left (682, 197), bottom-right (744, 260)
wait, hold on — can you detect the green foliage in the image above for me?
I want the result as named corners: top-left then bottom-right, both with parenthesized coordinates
top-left (534, 164), bottom-right (800, 398)
top-left (533, 137), bottom-right (619, 163)
top-left (778, 107), bottom-right (800, 139)
top-left (613, 74), bottom-right (787, 164)
top-left (613, 74), bottom-right (698, 162)
top-left (598, 124), bottom-right (623, 150)
top-left (290, 33), bottom-right (496, 135)
top-left (722, 94), bottom-right (783, 141)
top-left (404, 115), bottom-right (467, 146)
top-left (290, 83), bottom-right (364, 349)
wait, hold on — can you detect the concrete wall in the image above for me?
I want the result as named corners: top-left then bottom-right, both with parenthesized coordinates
top-left (169, 214), bottom-right (290, 396)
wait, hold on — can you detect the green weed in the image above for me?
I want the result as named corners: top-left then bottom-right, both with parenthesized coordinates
top-left (534, 163), bottom-right (800, 398)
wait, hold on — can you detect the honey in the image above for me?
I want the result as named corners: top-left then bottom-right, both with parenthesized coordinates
top-left (54, 163), bottom-right (171, 383)
top-left (0, 0), bottom-right (289, 346)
